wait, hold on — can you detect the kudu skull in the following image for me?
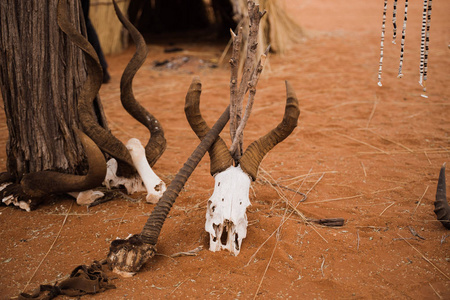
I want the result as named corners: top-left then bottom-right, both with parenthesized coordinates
top-left (185, 78), bottom-right (300, 255)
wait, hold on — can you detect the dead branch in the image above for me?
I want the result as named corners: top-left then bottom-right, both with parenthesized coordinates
top-left (230, 45), bottom-right (270, 154)
top-left (230, 1), bottom-right (266, 161)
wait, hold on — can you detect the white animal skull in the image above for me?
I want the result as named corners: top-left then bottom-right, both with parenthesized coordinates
top-left (205, 165), bottom-right (251, 256)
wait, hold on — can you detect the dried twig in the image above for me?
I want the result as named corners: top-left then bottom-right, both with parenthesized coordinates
top-left (257, 168), bottom-right (307, 199)
top-left (253, 238), bottom-right (278, 299)
top-left (305, 172), bottom-right (325, 196)
top-left (230, 45), bottom-right (270, 154)
top-left (303, 194), bottom-right (362, 204)
top-left (230, 1), bottom-right (267, 160)
top-left (408, 226), bottom-right (425, 240)
top-left (361, 162), bottom-right (367, 178)
top-left (379, 202), bottom-right (395, 216)
top-left (320, 255), bottom-right (326, 277)
top-left (357, 230), bottom-right (360, 251)
top-left (115, 205), bottom-right (130, 237)
top-left (366, 97), bottom-right (378, 128)
top-left (428, 282), bottom-right (443, 299)
top-left (397, 233), bottom-right (450, 281)
top-left (229, 26), bottom-right (243, 143)
top-left (339, 133), bottom-right (388, 154)
top-left (424, 151), bottom-right (432, 165)
top-left (246, 169), bottom-right (327, 267)
top-left (171, 246), bottom-right (203, 258)
top-left (22, 201), bottom-right (74, 293)
top-left (412, 185), bottom-right (429, 215)
top-left (367, 129), bottom-right (413, 152)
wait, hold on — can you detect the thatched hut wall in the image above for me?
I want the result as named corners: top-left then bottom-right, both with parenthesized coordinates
top-left (87, 0), bottom-right (302, 57)
top-left (89, 0), bottom-right (130, 55)
top-left (234, 0), bottom-right (303, 55)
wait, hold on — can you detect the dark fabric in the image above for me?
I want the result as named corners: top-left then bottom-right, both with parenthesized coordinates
top-left (80, 0), bottom-right (110, 83)
top-left (18, 262), bottom-right (115, 299)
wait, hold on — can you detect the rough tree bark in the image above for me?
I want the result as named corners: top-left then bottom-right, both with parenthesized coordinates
top-left (0, 0), bottom-right (106, 180)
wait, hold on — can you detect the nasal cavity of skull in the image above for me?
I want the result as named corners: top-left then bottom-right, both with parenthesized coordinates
top-left (234, 233), bottom-right (240, 251)
top-left (220, 222), bottom-right (229, 245)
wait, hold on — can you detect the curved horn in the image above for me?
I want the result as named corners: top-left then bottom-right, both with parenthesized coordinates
top-left (112, 0), bottom-right (166, 167)
top-left (185, 77), bottom-right (233, 176)
top-left (434, 163), bottom-right (450, 229)
top-left (21, 129), bottom-right (107, 198)
top-left (239, 81), bottom-right (300, 181)
top-left (57, 0), bottom-right (135, 175)
top-left (107, 103), bottom-right (231, 272)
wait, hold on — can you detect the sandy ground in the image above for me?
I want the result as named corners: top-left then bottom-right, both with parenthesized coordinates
top-left (1, 0), bottom-right (449, 299)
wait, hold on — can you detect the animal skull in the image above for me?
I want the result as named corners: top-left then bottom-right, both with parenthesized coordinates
top-left (185, 78), bottom-right (299, 255)
top-left (205, 165), bottom-right (251, 255)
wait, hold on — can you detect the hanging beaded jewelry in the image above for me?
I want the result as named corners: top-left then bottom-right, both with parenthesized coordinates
top-left (421, 0), bottom-right (432, 98)
top-left (419, 0), bottom-right (428, 86)
top-left (377, 0), bottom-right (388, 87)
top-left (392, 0), bottom-right (398, 44)
top-left (377, 0), bottom-right (433, 97)
top-left (397, 0), bottom-right (408, 78)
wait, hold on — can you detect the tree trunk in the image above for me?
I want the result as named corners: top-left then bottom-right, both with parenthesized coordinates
top-left (0, 0), bottom-right (105, 180)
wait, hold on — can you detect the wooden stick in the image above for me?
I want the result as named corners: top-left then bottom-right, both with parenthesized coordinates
top-left (304, 194), bottom-right (362, 204)
top-left (412, 185), bottom-right (429, 215)
top-left (366, 98), bottom-right (378, 129)
top-left (367, 129), bottom-right (413, 152)
top-left (379, 202), bottom-right (395, 216)
top-left (428, 282), bottom-right (443, 299)
top-left (229, 27), bottom-right (243, 145)
top-left (339, 133), bottom-right (388, 154)
top-left (230, 46), bottom-right (270, 154)
top-left (361, 162), bottom-right (367, 178)
top-left (397, 233), bottom-right (450, 281)
top-left (253, 238), bottom-right (278, 300)
top-left (22, 201), bottom-right (74, 293)
top-left (305, 172), bottom-right (325, 196)
top-left (231, 1), bottom-right (266, 160)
